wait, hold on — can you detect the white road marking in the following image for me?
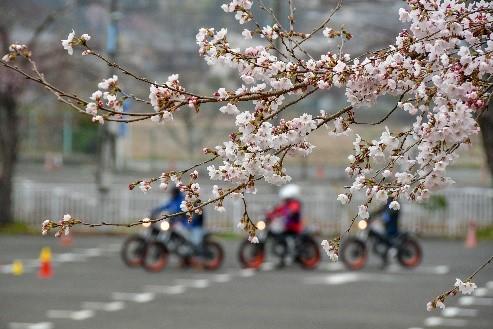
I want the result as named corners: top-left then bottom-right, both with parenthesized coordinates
top-left (8, 322), bottom-right (53, 329)
top-left (82, 301), bottom-right (125, 312)
top-left (260, 262), bottom-right (275, 271)
top-left (1, 259), bottom-right (37, 274)
top-left (47, 309), bottom-right (94, 320)
top-left (387, 265), bottom-right (449, 275)
top-left (304, 272), bottom-right (398, 285)
top-left (176, 279), bottom-right (210, 288)
top-left (319, 262), bottom-right (346, 272)
top-left (1, 264), bottom-right (12, 274)
top-left (112, 292), bottom-right (155, 303)
top-left (424, 317), bottom-right (467, 327)
top-left (212, 273), bottom-right (231, 283)
top-left (459, 296), bottom-right (493, 306)
top-left (53, 253), bottom-right (86, 263)
top-left (442, 307), bottom-right (478, 317)
top-left (145, 284), bottom-right (186, 295)
top-left (76, 248), bottom-right (102, 257)
top-left (474, 287), bottom-right (489, 297)
top-left (238, 269), bottom-right (256, 277)
top-left (408, 327), bottom-right (424, 329)
top-left (102, 243), bottom-right (121, 253)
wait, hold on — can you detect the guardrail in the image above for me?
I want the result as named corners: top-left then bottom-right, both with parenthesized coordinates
top-left (13, 181), bottom-right (493, 237)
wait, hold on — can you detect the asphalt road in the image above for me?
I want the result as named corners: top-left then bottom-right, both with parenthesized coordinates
top-left (0, 235), bottom-right (492, 329)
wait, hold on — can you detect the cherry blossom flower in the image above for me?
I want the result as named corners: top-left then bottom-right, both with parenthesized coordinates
top-left (139, 181), bottom-right (151, 193)
top-left (61, 30), bottom-right (76, 55)
top-left (41, 220), bottom-right (50, 235)
top-left (242, 29), bottom-right (252, 39)
top-left (337, 194), bottom-right (349, 205)
top-left (219, 103), bottom-right (240, 115)
top-left (358, 205), bottom-right (369, 219)
top-left (98, 75), bottom-right (118, 90)
top-left (92, 115), bottom-right (104, 124)
top-left (85, 102), bottom-right (97, 115)
top-left (321, 239), bottom-right (338, 262)
top-left (389, 201), bottom-right (400, 211)
top-left (80, 34), bottom-right (91, 42)
top-left (454, 278), bottom-right (477, 295)
top-left (248, 235), bottom-right (259, 244)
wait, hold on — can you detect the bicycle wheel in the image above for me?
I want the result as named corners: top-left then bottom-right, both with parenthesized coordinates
top-left (397, 237), bottom-right (422, 268)
top-left (142, 241), bottom-right (169, 272)
top-left (238, 239), bottom-right (265, 269)
top-left (203, 240), bottom-right (224, 270)
top-left (121, 235), bottom-right (147, 267)
top-left (340, 237), bottom-right (368, 271)
top-left (297, 236), bottom-right (321, 270)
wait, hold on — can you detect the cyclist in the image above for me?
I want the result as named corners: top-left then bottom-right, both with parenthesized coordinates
top-left (370, 196), bottom-right (401, 267)
top-left (265, 184), bottom-right (303, 267)
top-left (150, 187), bottom-right (185, 223)
top-left (266, 184), bottom-right (303, 235)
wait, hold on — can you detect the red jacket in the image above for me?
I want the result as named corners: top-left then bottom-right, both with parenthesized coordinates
top-left (266, 199), bottom-right (303, 234)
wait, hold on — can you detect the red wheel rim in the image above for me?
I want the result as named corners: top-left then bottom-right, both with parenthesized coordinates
top-left (246, 253), bottom-right (265, 269)
top-left (205, 258), bottom-right (220, 270)
top-left (146, 255), bottom-right (167, 272)
top-left (300, 245), bottom-right (320, 269)
top-left (127, 258), bottom-right (142, 266)
top-left (349, 256), bottom-right (366, 270)
top-left (400, 241), bottom-right (421, 267)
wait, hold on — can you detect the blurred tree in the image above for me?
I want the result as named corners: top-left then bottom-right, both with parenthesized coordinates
top-left (479, 99), bottom-right (493, 183)
top-left (0, 2), bottom-right (63, 224)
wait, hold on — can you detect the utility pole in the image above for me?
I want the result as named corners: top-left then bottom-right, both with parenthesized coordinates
top-left (96, 0), bottom-right (120, 211)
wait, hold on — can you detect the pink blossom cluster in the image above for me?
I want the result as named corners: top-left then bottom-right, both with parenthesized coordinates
top-left (2, 0), bottom-right (492, 253)
top-left (191, 0), bottom-right (490, 217)
top-left (336, 0), bottom-right (492, 216)
top-left (85, 75), bottom-right (122, 124)
top-left (149, 74), bottom-right (187, 123)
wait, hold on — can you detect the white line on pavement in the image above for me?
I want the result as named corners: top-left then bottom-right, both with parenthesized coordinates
top-left (47, 309), bottom-right (94, 320)
top-left (424, 317), bottom-right (467, 327)
top-left (260, 262), bottom-right (275, 271)
top-left (459, 296), bottom-right (493, 306)
top-left (212, 273), bottom-right (232, 283)
top-left (318, 262), bottom-right (346, 272)
top-left (304, 272), bottom-right (398, 285)
top-left (442, 307), bottom-right (478, 317)
top-left (238, 269), bottom-right (256, 277)
top-left (75, 248), bottom-right (103, 257)
top-left (176, 279), bottom-right (210, 288)
top-left (112, 292), bottom-right (155, 303)
top-left (1, 264), bottom-right (13, 274)
top-left (387, 265), bottom-right (449, 275)
top-left (101, 243), bottom-right (122, 253)
top-left (144, 285), bottom-right (186, 295)
top-left (53, 253), bottom-right (87, 263)
top-left (474, 287), bottom-right (490, 297)
top-left (82, 301), bottom-right (125, 312)
top-left (8, 322), bottom-right (53, 329)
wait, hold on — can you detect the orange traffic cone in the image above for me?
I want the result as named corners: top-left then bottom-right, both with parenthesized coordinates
top-left (465, 220), bottom-right (477, 249)
top-left (38, 247), bottom-right (53, 279)
top-left (60, 233), bottom-right (73, 247)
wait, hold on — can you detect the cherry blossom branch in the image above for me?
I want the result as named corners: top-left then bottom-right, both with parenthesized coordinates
top-left (426, 255), bottom-right (493, 311)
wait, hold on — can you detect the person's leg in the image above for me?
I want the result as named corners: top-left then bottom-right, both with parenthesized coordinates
top-left (190, 227), bottom-right (204, 255)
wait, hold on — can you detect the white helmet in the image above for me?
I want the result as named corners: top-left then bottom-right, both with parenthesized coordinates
top-left (279, 184), bottom-right (300, 200)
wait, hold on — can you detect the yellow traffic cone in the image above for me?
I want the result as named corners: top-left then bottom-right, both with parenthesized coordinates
top-left (12, 260), bottom-right (24, 276)
top-left (38, 247), bottom-right (53, 279)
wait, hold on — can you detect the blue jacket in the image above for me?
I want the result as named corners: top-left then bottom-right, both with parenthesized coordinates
top-left (151, 194), bottom-right (185, 224)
